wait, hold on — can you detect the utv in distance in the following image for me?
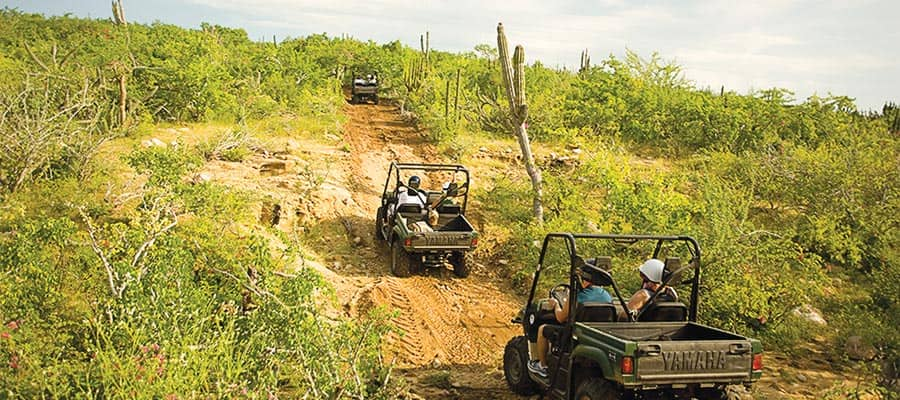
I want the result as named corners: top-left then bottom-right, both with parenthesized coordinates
top-left (503, 233), bottom-right (762, 400)
top-left (350, 73), bottom-right (378, 104)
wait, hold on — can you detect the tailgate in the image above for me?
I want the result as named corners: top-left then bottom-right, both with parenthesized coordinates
top-left (636, 340), bottom-right (752, 383)
top-left (410, 231), bottom-right (474, 249)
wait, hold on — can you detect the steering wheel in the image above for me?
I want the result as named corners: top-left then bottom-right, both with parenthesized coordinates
top-left (549, 284), bottom-right (570, 306)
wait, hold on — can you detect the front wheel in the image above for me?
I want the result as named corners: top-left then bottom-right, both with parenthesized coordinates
top-left (391, 240), bottom-right (411, 277)
top-left (449, 251), bottom-right (469, 278)
top-left (503, 336), bottom-right (538, 395)
top-left (574, 377), bottom-right (620, 400)
top-left (374, 207), bottom-right (385, 241)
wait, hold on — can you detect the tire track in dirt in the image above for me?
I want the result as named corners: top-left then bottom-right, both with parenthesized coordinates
top-left (335, 99), bottom-right (524, 398)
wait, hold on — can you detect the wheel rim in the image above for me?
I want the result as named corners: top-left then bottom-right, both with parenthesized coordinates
top-left (504, 347), bottom-right (524, 383)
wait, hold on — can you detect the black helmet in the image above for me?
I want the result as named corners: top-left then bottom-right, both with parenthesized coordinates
top-left (408, 175), bottom-right (421, 190)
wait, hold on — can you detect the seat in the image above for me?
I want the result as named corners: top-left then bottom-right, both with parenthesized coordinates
top-left (638, 302), bottom-right (688, 322)
top-left (575, 302), bottom-right (617, 323)
top-left (396, 204), bottom-right (424, 222)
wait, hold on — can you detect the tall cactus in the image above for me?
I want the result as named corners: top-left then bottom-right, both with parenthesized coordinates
top-left (403, 55), bottom-right (425, 94)
top-left (579, 48), bottom-right (590, 72)
top-left (885, 102), bottom-right (900, 133)
top-left (454, 68), bottom-right (461, 122)
top-left (497, 22), bottom-right (544, 223)
top-left (111, 0), bottom-right (127, 26)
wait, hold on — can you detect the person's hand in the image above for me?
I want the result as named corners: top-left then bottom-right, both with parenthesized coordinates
top-left (546, 298), bottom-right (559, 310)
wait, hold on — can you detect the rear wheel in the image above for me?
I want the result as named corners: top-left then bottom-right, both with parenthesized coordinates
top-left (449, 251), bottom-right (469, 278)
top-left (574, 377), bottom-right (620, 400)
top-left (503, 336), bottom-right (538, 395)
top-left (391, 240), bottom-right (411, 277)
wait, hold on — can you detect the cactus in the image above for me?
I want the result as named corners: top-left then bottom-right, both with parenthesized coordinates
top-left (497, 22), bottom-right (543, 223)
top-left (403, 55), bottom-right (425, 94)
top-left (579, 48), bottom-right (590, 72)
top-left (885, 102), bottom-right (900, 133)
top-left (444, 79), bottom-right (450, 120)
top-left (454, 68), bottom-right (461, 122)
top-left (111, 0), bottom-right (127, 26)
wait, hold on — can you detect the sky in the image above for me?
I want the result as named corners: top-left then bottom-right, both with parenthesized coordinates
top-left (4, 0), bottom-right (898, 111)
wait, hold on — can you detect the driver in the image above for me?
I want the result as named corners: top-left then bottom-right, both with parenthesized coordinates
top-left (528, 265), bottom-right (612, 378)
top-left (397, 176), bottom-right (425, 207)
top-left (618, 258), bottom-right (678, 320)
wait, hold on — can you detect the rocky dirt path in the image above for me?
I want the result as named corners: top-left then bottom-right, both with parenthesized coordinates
top-left (333, 100), bottom-right (526, 399)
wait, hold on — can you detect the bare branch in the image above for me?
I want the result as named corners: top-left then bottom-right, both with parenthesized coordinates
top-left (78, 207), bottom-right (120, 298)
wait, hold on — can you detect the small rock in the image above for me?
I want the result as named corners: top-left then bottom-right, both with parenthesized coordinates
top-left (498, 259), bottom-right (509, 266)
top-left (450, 381), bottom-right (462, 389)
top-left (570, 148), bottom-right (582, 155)
top-left (478, 146), bottom-right (488, 152)
top-left (353, 236), bottom-right (362, 245)
top-left (845, 336), bottom-right (876, 361)
top-left (504, 147), bottom-right (513, 153)
top-left (191, 172), bottom-right (212, 184)
top-left (259, 160), bottom-right (288, 175)
top-left (792, 304), bottom-right (827, 325)
top-left (333, 261), bottom-right (343, 269)
top-left (431, 357), bottom-right (442, 368)
top-left (796, 373), bottom-right (807, 382)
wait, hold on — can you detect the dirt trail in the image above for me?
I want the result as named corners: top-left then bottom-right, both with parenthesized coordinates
top-left (334, 101), bottom-right (524, 398)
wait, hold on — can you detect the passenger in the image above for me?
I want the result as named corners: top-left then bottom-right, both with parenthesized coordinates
top-left (527, 265), bottom-right (612, 378)
top-left (619, 258), bottom-right (678, 320)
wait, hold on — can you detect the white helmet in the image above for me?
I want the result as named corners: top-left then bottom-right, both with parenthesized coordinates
top-left (639, 259), bottom-right (665, 283)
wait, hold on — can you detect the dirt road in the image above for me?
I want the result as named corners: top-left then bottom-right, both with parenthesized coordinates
top-left (333, 101), bottom-right (525, 399)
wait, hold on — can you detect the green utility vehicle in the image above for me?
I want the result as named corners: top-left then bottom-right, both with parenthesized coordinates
top-left (374, 162), bottom-right (478, 278)
top-left (503, 233), bottom-right (762, 399)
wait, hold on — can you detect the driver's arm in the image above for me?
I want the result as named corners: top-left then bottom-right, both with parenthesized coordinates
top-left (554, 297), bottom-right (569, 323)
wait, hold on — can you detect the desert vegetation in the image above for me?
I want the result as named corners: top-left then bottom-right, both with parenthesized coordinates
top-left (0, 8), bottom-right (896, 398)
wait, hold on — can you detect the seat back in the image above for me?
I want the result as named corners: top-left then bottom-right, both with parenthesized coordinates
top-left (638, 302), bottom-right (688, 322)
top-left (436, 204), bottom-right (461, 215)
top-left (575, 302), bottom-right (617, 323)
top-left (397, 204), bottom-right (424, 222)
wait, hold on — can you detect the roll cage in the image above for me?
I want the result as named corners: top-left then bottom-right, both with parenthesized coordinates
top-left (381, 161), bottom-right (471, 213)
top-left (527, 233), bottom-right (702, 324)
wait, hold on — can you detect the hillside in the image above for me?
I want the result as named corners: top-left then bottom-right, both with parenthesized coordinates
top-left (1, 9), bottom-right (897, 399)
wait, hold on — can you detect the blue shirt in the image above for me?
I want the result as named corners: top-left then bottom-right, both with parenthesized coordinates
top-left (577, 286), bottom-right (613, 303)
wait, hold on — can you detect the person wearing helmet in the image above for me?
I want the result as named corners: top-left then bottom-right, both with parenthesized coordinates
top-left (394, 175), bottom-right (426, 212)
top-left (527, 264), bottom-right (612, 378)
top-left (618, 258), bottom-right (678, 320)
top-left (408, 175), bottom-right (421, 191)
